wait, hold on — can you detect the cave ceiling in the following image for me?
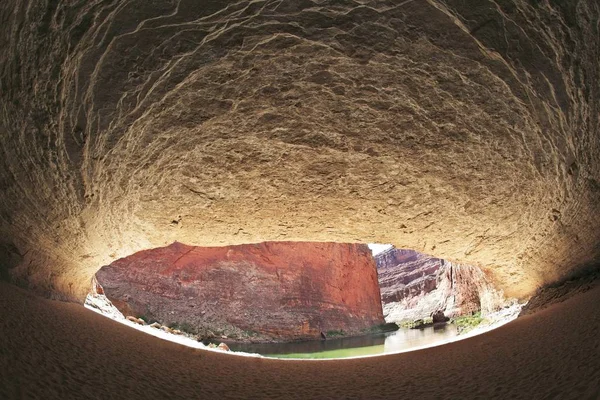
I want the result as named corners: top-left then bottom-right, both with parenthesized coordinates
top-left (0, 0), bottom-right (599, 300)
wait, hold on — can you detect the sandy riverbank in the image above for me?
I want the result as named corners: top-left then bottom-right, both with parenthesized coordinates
top-left (0, 281), bottom-right (599, 399)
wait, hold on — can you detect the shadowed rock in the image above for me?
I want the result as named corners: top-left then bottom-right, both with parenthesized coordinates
top-left (0, 1), bottom-right (599, 301)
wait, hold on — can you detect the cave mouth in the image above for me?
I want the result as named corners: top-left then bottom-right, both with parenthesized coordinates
top-left (85, 241), bottom-right (523, 359)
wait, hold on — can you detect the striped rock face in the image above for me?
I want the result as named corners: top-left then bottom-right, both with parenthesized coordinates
top-left (95, 242), bottom-right (384, 341)
top-left (375, 248), bottom-right (505, 322)
top-left (1, 1), bottom-right (599, 300)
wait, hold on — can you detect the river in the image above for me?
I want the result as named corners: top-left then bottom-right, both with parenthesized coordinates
top-left (224, 323), bottom-right (459, 359)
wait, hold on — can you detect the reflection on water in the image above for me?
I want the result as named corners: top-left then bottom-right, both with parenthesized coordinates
top-left (226, 324), bottom-right (458, 359)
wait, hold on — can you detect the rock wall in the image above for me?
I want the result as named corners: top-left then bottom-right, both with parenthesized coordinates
top-left (376, 249), bottom-right (442, 305)
top-left (1, 1), bottom-right (599, 301)
top-left (96, 242), bottom-right (384, 341)
top-left (520, 266), bottom-right (600, 316)
top-left (376, 248), bottom-right (505, 322)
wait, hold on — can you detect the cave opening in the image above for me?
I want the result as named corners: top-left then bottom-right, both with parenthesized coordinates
top-left (85, 241), bottom-right (523, 359)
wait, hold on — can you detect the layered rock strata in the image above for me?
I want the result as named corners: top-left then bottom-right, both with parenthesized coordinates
top-left (96, 242), bottom-right (384, 342)
top-left (376, 248), bottom-right (505, 322)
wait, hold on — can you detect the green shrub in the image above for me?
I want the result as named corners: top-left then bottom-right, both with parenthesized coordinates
top-left (366, 322), bottom-right (399, 333)
top-left (326, 330), bottom-right (345, 337)
top-left (398, 320), bottom-right (416, 328)
top-left (451, 312), bottom-right (484, 331)
top-left (167, 321), bottom-right (196, 334)
top-left (398, 318), bottom-right (434, 329)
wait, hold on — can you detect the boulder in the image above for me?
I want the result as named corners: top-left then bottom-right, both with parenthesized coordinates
top-left (217, 343), bottom-right (230, 351)
top-left (126, 316), bottom-right (145, 325)
top-left (432, 310), bottom-right (449, 323)
top-left (160, 326), bottom-right (174, 334)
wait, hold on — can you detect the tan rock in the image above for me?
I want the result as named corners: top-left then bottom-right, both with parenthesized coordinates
top-left (160, 326), bottom-right (174, 334)
top-left (217, 343), bottom-right (230, 351)
top-left (0, 0), bottom-right (598, 303)
top-left (126, 316), bottom-right (144, 325)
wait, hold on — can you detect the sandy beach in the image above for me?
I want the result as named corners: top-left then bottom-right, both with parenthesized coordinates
top-left (0, 281), bottom-right (598, 399)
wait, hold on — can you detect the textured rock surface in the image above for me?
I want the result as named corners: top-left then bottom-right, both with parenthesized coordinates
top-left (96, 242), bottom-right (384, 341)
top-left (376, 248), bottom-right (442, 305)
top-left (376, 248), bottom-right (505, 321)
top-left (1, 1), bottom-right (599, 300)
top-left (520, 266), bottom-right (600, 316)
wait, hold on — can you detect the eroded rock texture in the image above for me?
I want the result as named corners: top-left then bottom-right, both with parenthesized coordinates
top-left (375, 248), bottom-right (443, 310)
top-left (376, 248), bottom-right (505, 321)
top-left (376, 248), bottom-right (441, 306)
top-left (96, 242), bottom-right (384, 341)
top-left (1, 0), bottom-right (599, 300)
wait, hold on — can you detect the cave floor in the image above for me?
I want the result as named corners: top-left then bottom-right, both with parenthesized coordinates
top-left (0, 282), bottom-right (599, 400)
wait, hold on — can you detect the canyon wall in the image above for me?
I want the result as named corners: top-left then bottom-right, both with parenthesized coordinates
top-left (376, 248), bottom-right (505, 322)
top-left (96, 242), bottom-right (384, 342)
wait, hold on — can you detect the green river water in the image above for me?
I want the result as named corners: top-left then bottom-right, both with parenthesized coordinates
top-left (225, 323), bottom-right (459, 359)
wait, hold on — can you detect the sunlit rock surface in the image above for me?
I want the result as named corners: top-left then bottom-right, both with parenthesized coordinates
top-left (96, 242), bottom-right (384, 341)
top-left (376, 248), bottom-right (441, 306)
top-left (1, 1), bottom-right (599, 300)
top-left (376, 248), bottom-right (505, 321)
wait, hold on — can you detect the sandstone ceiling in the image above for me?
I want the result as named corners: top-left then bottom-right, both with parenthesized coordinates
top-left (0, 0), bottom-right (599, 300)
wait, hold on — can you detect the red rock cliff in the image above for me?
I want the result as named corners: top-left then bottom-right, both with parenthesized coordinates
top-left (96, 242), bottom-right (384, 341)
